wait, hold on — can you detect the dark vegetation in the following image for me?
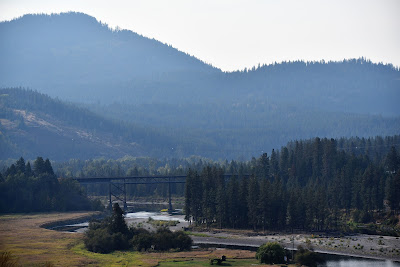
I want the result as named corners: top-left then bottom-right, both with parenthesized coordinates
top-left (255, 242), bottom-right (286, 264)
top-left (0, 12), bottom-right (399, 160)
top-left (294, 246), bottom-right (324, 267)
top-left (184, 137), bottom-right (400, 234)
top-left (0, 157), bottom-right (103, 213)
top-left (44, 135), bottom-right (398, 207)
top-left (84, 203), bottom-right (192, 254)
top-left (0, 88), bottom-right (176, 160)
top-left (1, 88), bottom-right (399, 160)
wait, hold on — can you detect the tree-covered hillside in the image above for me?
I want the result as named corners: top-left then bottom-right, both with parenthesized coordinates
top-left (0, 12), bottom-right (218, 103)
top-left (0, 12), bottom-right (399, 116)
top-left (1, 88), bottom-right (400, 160)
top-left (0, 88), bottom-right (180, 160)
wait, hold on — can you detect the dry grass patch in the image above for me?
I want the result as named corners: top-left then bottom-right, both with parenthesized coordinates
top-left (1, 213), bottom-right (294, 266)
top-left (0, 212), bottom-right (99, 266)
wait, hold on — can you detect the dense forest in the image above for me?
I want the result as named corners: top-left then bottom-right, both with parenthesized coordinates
top-left (0, 157), bottom-right (102, 213)
top-left (1, 88), bottom-right (399, 160)
top-left (50, 135), bottom-right (400, 215)
top-left (1, 135), bottom-right (399, 234)
top-left (184, 136), bottom-right (400, 233)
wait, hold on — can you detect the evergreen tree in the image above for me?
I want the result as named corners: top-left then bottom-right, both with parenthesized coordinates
top-left (247, 175), bottom-right (260, 230)
top-left (258, 178), bottom-right (271, 232)
top-left (34, 157), bottom-right (46, 176)
top-left (386, 146), bottom-right (399, 173)
top-left (109, 203), bottom-right (128, 235)
top-left (226, 176), bottom-right (240, 228)
top-left (16, 157), bottom-right (25, 174)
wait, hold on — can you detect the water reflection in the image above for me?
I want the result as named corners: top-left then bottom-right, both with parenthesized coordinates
top-left (320, 259), bottom-right (400, 267)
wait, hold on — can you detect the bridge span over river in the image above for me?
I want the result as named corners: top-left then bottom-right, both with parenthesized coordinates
top-left (73, 174), bottom-right (248, 211)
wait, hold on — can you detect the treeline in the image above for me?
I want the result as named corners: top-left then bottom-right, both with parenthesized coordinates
top-left (184, 137), bottom-right (400, 232)
top-left (49, 135), bottom-right (400, 203)
top-left (0, 157), bottom-right (103, 213)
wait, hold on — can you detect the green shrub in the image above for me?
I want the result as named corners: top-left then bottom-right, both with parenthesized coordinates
top-left (294, 246), bottom-right (324, 267)
top-left (173, 231), bottom-right (193, 251)
top-left (131, 231), bottom-right (153, 251)
top-left (84, 203), bottom-right (192, 253)
top-left (84, 227), bottom-right (114, 253)
top-left (256, 242), bottom-right (285, 264)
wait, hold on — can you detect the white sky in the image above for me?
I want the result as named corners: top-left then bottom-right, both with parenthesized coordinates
top-left (1, 0), bottom-right (399, 71)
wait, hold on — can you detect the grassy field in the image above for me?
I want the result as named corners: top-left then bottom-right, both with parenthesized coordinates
top-left (0, 212), bottom-right (283, 266)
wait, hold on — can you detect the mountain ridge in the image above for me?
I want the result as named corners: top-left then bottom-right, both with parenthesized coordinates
top-left (0, 12), bottom-right (399, 160)
top-left (1, 12), bottom-right (399, 115)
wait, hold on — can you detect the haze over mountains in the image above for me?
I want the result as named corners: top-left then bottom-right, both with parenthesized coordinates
top-left (0, 12), bottom-right (399, 160)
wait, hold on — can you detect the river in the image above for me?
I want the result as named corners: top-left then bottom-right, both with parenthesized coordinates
top-left (320, 259), bottom-right (400, 267)
top-left (64, 210), bottom-right (400, 266)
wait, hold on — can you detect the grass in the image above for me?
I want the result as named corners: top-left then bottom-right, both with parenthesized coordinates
top-left (73, 242), bottom-right (270, 267)
top-left (185, 231), bottom-right (211, 238)
top-left (0, 212), bottom-right (100, 266)
top-left (147, 217), bottom-right (180, 227)
top-left (184, 231), bottom-right (229, 239)
top-left (71, 243), bottom-right (155, 267)
top-left (0, 212), bottom-right (267, 266)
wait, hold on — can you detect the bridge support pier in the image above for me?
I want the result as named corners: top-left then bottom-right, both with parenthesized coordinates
top-left (123, 180), bottom-right (127, 210)
top-left (108, 182), bottom-right (112, 211)
top-left (107, 180), bottom-right (127, 212)
top-left (168, 177), bottom-right (173, 212)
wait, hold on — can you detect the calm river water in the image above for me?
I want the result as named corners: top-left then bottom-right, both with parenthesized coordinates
top-left (320, 259), bottom-right (400, 267)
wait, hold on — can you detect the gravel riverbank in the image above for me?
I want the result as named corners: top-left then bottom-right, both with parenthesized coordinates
top-left (189, 230), bottom-right (400, 262)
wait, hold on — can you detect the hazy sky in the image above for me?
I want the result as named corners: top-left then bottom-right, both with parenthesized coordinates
top-left (1, 0), bottom-right (399, 71)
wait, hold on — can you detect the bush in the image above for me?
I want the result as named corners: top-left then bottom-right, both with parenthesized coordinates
top-left (84, 227), bottom-right (114, 253)
top-left (256, 242), bottom-right (285, 264)
top-left (131, 231), bottom-right (153, 251)
top-left (84, 204), bottom-right (193, 253)
top-left (153, 228), bottom-right (174, 251)
top-left (173, 231), bottom-right (193, 251)
top-left (294, 246), bottom-right (324, 267)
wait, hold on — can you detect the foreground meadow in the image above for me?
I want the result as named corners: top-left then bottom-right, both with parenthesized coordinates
top-left (0, 213), bottom-right (275, 266)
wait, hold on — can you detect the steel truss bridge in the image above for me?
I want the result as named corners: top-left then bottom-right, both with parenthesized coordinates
top-left (73, 174), bottom-right (248, 211)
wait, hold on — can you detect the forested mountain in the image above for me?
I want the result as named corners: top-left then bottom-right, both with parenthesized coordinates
top-left (0, 88), bottom-right (182, 160)
top-left (0, 13), bottom-right (399, 160)
top-left (0, 12), bottom-right (399, 115)
top-left (0, 88), bottom-right (399, 160)
top-left (0, 12), bottom-right (218, 104)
